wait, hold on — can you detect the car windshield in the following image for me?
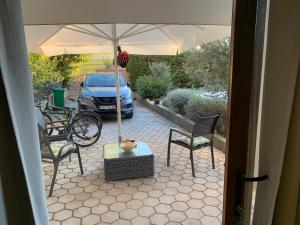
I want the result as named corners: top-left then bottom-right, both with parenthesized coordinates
top-left (85, 74), bottom-right (126, 87)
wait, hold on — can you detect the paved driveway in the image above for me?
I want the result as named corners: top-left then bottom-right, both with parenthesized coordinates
top-left (44, 103), bottom-right (225, 225)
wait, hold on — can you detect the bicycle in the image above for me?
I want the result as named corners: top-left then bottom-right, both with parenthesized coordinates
top-left (37, 96), bottom-right (103, 129)
top-left (36, 96), bottom-right (102, 147)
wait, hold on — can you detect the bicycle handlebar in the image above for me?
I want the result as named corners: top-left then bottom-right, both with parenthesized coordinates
top-left (37, 96), bottom-right (79, 113)
top-left (68, 98), bottom-right (80, 103)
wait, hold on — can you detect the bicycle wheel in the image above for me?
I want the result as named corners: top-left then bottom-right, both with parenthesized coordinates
top-left (71, 116), bottom-right (100, 147)
top-left (43, 112), bottom-right (53, 135)
top-left (76, 111), bottom-right (103, 130)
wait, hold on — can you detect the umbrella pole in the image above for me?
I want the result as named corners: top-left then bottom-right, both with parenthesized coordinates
top-left (112, 24), bottom-right (122, 144)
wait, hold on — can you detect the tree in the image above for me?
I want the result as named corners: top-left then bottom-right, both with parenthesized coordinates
top-left (29, 53), bottom-right (90, 90)
top-left (29, 53), bottom-right (60, 90)
top-left (184, 50), bottom-right (208, 88)
top-left (126, 55), bottom-right (174, 90)
top-left (199, 37), bottom-right (230, 91)
top-left (183, 37), bottom-right (230, 91)
top-left (149, 62), bottom-right (171, 78)
top-left (49, 54), bottom-right (89, 87)
top-left (170, 53), bottom-right (189, 88)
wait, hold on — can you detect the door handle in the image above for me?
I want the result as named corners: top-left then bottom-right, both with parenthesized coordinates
top-left (242, 174), bottom-right (268, 182)
top-left (235, 169), bottom-right (268, 222)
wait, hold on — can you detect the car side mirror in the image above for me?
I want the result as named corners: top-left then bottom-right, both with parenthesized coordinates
top-left (127, 82), bottom-right (131, 87)
top-left (80, 82), bottom-right (84, 87)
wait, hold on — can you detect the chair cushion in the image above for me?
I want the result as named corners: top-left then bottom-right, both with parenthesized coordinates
top-left (173, 135), bottom-right (210, 147)
top-left (50, 142), bottom-right (76, 157)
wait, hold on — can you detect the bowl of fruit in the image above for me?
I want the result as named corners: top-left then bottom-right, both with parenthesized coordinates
top-left (120, 139), bottom-right (137, 152)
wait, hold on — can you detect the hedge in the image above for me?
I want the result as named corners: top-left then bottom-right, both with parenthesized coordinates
top-left (162, 89), bottom-right (227, 135)
top-left (136, 75), bottom-right (170, 100)
top-left (185, 95), bottom-right (227, 135)
top-left (126, 54), bottom-right (174, 90)
top-left (162, 89), bottom-right (193, 115)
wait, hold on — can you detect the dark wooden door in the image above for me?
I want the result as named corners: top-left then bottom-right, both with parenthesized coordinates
top-left (223, 0), bottom-right (260, 224)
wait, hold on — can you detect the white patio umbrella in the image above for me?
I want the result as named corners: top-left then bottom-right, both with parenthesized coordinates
top-left (25, 24), bottom-right (231, 56)
top-left (21, 0), bottom-right (232, 26)
top-left (21, 0), bottom-right (232, 143)
top-left (24, 23), bottom-right (230, 143)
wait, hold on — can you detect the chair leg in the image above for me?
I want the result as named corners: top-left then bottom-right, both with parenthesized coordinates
top-left (210, 142), bottom-right (215, 169)
top-left (190, 150), bottom-right (195, 177)
top-left (49, 162), bottom-right (59, 197)
top-left (167, 140), bottom-right (171, 167)
top-left (69, 155), bottom-right (72, 162)
top-left (77, 150), bottom-right (84, 175)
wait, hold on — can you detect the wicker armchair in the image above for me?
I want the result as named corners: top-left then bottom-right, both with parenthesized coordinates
top-left (167, 113), bottom-right (220, 177)
top-left (36, 108), bottom-right (83, 196)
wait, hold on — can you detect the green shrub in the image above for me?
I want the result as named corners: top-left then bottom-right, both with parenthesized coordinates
top-left (184, 38), bottom-right (230, 91)
top-left (29, 53), bottom-right (89, 90)
top-left (184, 95), bottom-right (227, 135)
top-left (170, 53), bottom-right (189, 88)
top-left (149, 62), bottom-right (171, 78)
top-left (126, 38), bottom-right (230, 91)
top-left (50, 54), bottom-right (89, 87)
top-left (29, 53), bottom-right (61, 89)
top-left (136, 75), bottom-right (170, 100)
top-left (126, 55), bottom-right (174, 90)
top-left (162, 89), bottom-right (193, 115)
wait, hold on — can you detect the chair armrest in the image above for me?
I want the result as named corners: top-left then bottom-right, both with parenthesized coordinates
top-left (170, 128), bottom-right (193, 139)
top-left (43, 125), bottom-right (66, 130)
top-left (47, 105), bottom-right (73, 113)
top-left (68, 98), bottom-right (79, 103)
top-left (47, 135), bottom-right (67, 143)
top-left (46, 119), bottom-right (67, 124)
top-left (56, 143), bottom-right (75, 158)
top-left (47, 105), bottom-right (66, 111)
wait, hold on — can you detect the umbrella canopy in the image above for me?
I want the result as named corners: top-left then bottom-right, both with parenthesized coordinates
top-left (24, 24), bottom-right (231, 56)
top-left (21, 0), bottom-right (232, 26)
top-left (24, 24), bottom-right (230, 143)
top-left (21, 0), bottom-right (232, 143)
top-left (24, 23), bottom-right (230, 142)
top-left (22, 0), bottom-right (232, 56)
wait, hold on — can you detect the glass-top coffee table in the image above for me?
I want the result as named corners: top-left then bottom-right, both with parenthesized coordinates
top-left (103, 142), bottom-right (154, 181)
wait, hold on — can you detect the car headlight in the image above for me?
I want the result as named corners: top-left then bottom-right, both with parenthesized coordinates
top-left (80, 94), bottom-right (94, 102)
top-left (121, 93), bottom-right (132, 101)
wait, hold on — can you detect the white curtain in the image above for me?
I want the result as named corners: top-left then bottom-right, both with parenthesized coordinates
top-left (0, 0), bottom-right (49, 224)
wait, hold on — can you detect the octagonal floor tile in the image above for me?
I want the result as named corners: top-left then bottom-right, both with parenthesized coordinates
top-left (43, 103), bottom-right (225, 225)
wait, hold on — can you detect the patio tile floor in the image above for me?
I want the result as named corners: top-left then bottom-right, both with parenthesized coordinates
top-left (43, 103), bottom-right (225, 225)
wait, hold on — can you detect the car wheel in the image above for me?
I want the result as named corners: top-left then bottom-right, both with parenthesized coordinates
top-left (125, 111), bottom-right (133, 119)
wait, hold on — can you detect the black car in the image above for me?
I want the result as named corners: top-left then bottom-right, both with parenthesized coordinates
top-left (79, 74), bottom-right (134, 118)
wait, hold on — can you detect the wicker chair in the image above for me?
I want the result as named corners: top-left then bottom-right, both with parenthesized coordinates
top-left (167, 113), bottom-right (220, 177)
top-left (36, 108), bottom-right (83, 196)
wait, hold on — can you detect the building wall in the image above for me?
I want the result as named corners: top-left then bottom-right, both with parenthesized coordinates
top-left (272, 62), bottom-right (300, 225)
